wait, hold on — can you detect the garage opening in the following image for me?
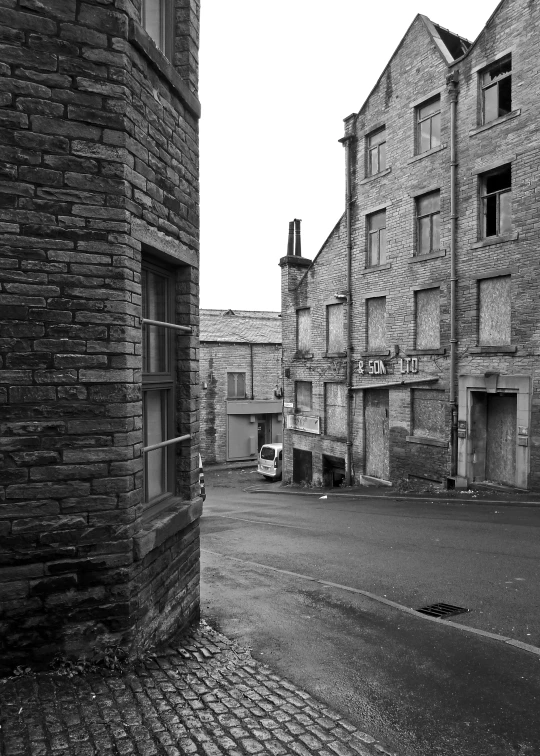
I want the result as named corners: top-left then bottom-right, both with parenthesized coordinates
top-left (322, 454), bottom-right (345, 487)
top-left (292, 448), bottom-right (312, 485)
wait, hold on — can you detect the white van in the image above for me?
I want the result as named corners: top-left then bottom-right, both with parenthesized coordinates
top-left (257, 443), bottom-right (283, 480)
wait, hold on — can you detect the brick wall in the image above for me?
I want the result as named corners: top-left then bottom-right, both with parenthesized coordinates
top-left (281, 0), bottom-right (540, 490)
top-left (200, 341), bottom-right (283, 463)
top-left (0, 0), bottom-right (201, 671)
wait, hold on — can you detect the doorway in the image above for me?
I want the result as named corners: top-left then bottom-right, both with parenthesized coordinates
top-left (364, 389), bottom-right (389, 480)
top-left (293, 448), bottom-right (312, 485)
top-left (470, 391), bottom-right (517, 486)
top-left (322, 454), bottom-right (345, 487)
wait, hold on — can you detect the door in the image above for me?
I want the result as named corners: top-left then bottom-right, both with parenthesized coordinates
top-left (257, 421), bottom-right (266, 453)
top-left (293, 448), bottom-right (312, 485)
top-left (364, 389), bottom-right (389, 480)
top-left (486, 393), bottom-right (516, 485)
top-left (227, 415), bottom-right (256, 460)
top-left (470, 391), bottom-right (517, 486)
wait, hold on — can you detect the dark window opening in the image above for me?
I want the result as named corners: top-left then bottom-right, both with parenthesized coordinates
top-left (481, 165), bottom-right (511, 238)
top-left (482, 56), bottom-right (512, 124)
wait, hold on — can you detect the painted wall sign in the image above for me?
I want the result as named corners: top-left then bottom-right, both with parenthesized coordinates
top-left (285, 414), bottom-right (320, 434)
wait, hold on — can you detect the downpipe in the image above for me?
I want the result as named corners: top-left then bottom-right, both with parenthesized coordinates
top-left (447, 71), bottom-right (459, 476)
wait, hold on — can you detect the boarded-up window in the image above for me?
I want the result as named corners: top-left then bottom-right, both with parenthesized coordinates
top-left (416, 288), bottom-right (440, 349)
top-left (297, 308), bottom-right (311, 353)
top-left (295, 381), bottom-right (312, 412)
top-left (412, 389), bottom-right (446, 439)
top-left (325, 383), bottom-right (347, 438)
top-left (326, 304), bottom-right (344, 353)
top-left (227, 372), bottom-right (245, 398)
top-left (367, 297), bottom-right (386, 351)
top-left (479, 276), bottom-right (511, 345)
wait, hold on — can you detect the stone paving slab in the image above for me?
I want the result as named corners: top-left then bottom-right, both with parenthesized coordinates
top-left (0, 622), bottom-right (398, 756)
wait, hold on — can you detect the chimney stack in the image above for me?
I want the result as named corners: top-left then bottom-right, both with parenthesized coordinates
top-left (294, 218), bottom-right (301, 256)
top-left (287, 221), bottom-right (294, 256)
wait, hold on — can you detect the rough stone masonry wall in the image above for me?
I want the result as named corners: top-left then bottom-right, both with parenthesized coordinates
top-left (200, 342), bottom-right (282, 464)
top-left (0, 0), bottom-right (201, 671)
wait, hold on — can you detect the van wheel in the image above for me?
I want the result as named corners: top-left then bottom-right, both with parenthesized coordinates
top-left (263, 475), bottom-right (273, 481)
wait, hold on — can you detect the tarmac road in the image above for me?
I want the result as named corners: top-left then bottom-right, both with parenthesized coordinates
top-left (200, 467), bottom-right (540, 756)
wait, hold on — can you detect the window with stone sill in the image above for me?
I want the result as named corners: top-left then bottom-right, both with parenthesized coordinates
top-left (415, 288), bottom-right (440, 350)
top-left (227, 373), bottom-right (246, 399)
top-left (480, 165), bottom-right (512, 239)
top-left (142, 0), bottom-right (174, 59)
top-left (415, 191), bottom-right (440, 256)
top-left (481, 55), bottom-right (512, 125)
top-left (366, 296), bottom-right (387, 352)
top-left (416, 96), bottom-right (441, 154)
top-left (142, 259), bottom-right (176, 513)
top-left (478, 275), bottom-right (511, 346)
top-left (295, 381), bottom-right (312, 412)
top-left (412, 389), bottom-right (446, 440)
top-left (296, 308), bottom-right (311, 355)
top-left (366, 127), bottom-right (387, 176)
top-left (367, 209), bottom-right (387, 267)
top-left (326, 303), bottom-right (344, 353)
top-left (325, 383), bottom-right (346, 438)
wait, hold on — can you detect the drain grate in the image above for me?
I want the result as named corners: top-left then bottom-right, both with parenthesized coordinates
top-left (416, 603), bottom-right (469, 619)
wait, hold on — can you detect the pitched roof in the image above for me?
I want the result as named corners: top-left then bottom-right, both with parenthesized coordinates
top-left (200, 309), bottom-right (282, 344)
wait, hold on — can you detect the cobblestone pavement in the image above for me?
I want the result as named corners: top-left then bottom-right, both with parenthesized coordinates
top-left (0, 622), bottom-right (397, 756)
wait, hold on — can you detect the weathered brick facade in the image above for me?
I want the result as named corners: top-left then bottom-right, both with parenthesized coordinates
top-left (281, 0), bottom-right (540, 491)
top-left (200, 310), bottom-right (283, 464)
top-left (0, 0), bottom-right (202, 671)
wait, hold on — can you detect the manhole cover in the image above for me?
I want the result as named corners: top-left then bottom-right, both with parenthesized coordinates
top-left (416, 603), bottom-right (469, 619)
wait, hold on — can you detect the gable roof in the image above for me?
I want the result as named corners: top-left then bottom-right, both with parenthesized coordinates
top-left (200, 309), bottom-right (282, 344)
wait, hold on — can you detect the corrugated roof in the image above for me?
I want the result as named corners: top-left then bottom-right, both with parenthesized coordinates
top-left (200, 309), bottom-right (282, 344)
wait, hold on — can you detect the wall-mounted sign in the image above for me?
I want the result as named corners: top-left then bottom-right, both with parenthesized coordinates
top-left (358, 357), bottom-right (420, 376)
top-left (285, 414), bottom-right (320, 434)
top-left (399, 358), bottom-right (418, 374)
top-left (284, 402), bottom-right (294, 408)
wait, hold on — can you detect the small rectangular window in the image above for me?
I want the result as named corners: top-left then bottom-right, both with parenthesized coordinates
top-left (296, 308), bottom-right (311, 354)
top-left (367, 210), bottom-right (387, 267)
top-left (412, 389), bottom-right (446, 439)
top-left (367, 296), bottom-right (386, 351)
top-left (325, 383), bottom-right (346, 438)
top-left (415, 288), bottom-right (440, 350)
top-left (142, 0), bottom-right (173, 58)
top-left (479, 276), bottom-right (511, 345)
top-left (416, 191), bottom-right (440, 256)
top-left (295, 381), bottom-right (312, 412)
top-left (326, 303), bottom-right (344, 353)
top-left (367, 127), bottom-right (387, 176)
top-left (416, 96), bottom-right (441, 154)
top-left (227, 373), bottom-right (246, 399)
top-left (480, 165), bottom-right (512, 238)
top-left (481, 55), bottom-right (511, 124)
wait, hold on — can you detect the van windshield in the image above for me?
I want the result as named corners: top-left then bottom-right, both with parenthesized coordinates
top-left (260, 447), bottom-right (275, 460)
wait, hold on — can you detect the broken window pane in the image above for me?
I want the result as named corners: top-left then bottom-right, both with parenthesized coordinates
top-left (479, 276), bottom-right (511, 345)
top-left (481, 165), bottom-right (511, 238)
top-left (482, 56), bottom-right (511, 123)
top-left (416, 288), bottom-right (440, 349)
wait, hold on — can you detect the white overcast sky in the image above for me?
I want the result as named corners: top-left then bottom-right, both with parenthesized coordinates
top-left (198, 0), bottom-right (501, 312)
